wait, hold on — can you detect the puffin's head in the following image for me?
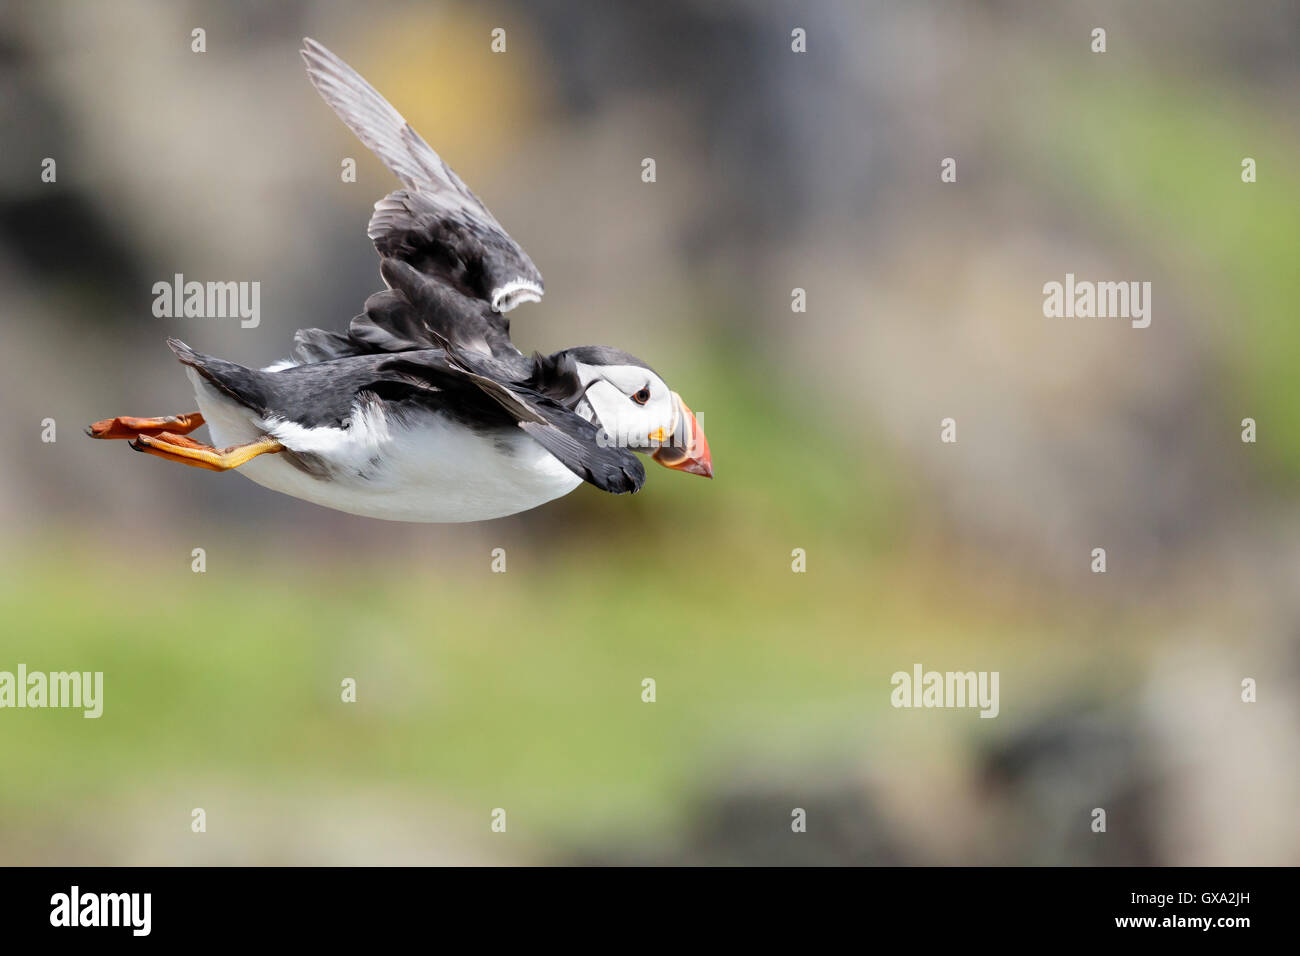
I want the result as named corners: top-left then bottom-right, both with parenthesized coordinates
top-left (563, 346), bottom-right (712, 478)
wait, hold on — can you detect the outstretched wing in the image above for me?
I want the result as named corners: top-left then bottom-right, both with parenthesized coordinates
top-left (297, 37), bottom-right (543, 368)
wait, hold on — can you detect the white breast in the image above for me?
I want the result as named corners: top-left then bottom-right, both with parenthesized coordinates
top-left (187, 369), bottom-right (582, 522)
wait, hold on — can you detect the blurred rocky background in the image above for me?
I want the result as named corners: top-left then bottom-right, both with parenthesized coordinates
top-left (1, 0), bottom-right (1297, 864)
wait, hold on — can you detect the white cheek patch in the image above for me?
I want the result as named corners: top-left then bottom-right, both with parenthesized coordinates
top-left (573, 363), bottom-right (675, 448)
top-left (596, 392), bottom-right (676, 449)
top-left (648, 396), bottom-right (677, 445)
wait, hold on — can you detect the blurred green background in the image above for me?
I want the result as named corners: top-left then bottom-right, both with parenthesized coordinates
top-left (1, 0), bottom-right (1297, 864)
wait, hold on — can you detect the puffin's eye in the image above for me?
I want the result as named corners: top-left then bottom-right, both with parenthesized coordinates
top-left (632, 387), bottom-right (651, 405)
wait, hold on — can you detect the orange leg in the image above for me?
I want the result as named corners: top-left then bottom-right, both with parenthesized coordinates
top-left (130, 432), bottom-right (283, 472)
top-left (88, 412), bottom-right (205, 440)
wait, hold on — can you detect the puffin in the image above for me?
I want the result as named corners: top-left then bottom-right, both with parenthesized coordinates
top-left (89, 38), bottom-right (712, 523)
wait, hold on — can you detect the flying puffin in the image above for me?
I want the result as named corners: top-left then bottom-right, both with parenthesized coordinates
top-left (89, 38), bottom-right (712, 523)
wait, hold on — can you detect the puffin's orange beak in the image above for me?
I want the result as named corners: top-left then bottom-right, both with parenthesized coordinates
top-left (651, 393), bottom-right (713, 478)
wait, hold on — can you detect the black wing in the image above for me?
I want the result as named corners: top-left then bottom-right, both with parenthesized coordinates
top-left (296, 37), bottom-right (543, 370)
top-left (380, 351), bottom-right (646, 495)
top-left (170, 337), bottom-right (488, 430)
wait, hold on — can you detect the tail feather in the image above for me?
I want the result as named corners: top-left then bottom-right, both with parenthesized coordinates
top-left (167, 338), bottom-right (270, 415)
